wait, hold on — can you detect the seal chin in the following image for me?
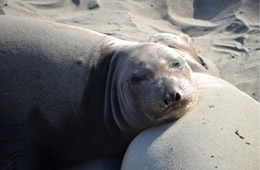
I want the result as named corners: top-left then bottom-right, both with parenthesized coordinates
top-left (157, 104), bottom-right (187, 121)
top-left (143, 105), bottom-right (181, 122)
top-left (159, 107), bottom-right (187, 122)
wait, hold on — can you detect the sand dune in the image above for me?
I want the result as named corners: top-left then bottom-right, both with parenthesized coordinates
top-left (1, 0), bottom-right (258, 101)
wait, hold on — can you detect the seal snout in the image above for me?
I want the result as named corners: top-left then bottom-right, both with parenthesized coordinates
top-left (163, 91), bottom-right (182, 106)
top-left (160, 77), bottom-right (183, 107)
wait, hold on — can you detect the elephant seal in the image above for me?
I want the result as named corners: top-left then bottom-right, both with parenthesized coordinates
top-left (0, 16), bottom-right (199, 169)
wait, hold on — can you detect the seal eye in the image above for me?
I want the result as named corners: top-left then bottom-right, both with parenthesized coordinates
top-left (171, 61), bottom-right (181, 68)
top-left (130, 76), bottom-right (142, 84)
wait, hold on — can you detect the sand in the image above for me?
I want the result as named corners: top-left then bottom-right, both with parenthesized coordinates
top-left (1, 0), bottom-right (259, 101)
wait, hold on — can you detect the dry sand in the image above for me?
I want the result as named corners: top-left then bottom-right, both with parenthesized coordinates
top-left (1, 0), bottom-right (259, 101)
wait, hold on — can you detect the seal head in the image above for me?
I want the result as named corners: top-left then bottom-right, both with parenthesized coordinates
top-left (104, 43), bottom-right (199, 136)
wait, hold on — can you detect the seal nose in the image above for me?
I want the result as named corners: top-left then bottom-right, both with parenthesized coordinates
top-left (163, 91), bottom-right (182, 106)
top-left (161, 77), bottom-right (182, 106)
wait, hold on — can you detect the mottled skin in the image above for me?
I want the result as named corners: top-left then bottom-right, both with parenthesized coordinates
top-left (0, 16), bottom-right (198, 169)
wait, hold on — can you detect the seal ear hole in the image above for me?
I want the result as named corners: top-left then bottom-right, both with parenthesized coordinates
top-left (164, 99), bottom-right (169, 105)
top-left (175, 92), bottom-right (181, 102)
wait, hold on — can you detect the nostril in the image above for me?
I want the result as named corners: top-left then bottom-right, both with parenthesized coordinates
top-left (164, 92), bottom-right (181, 106)
top-left (175, 92), bottom-right (181, 102)
top-left (164, 99), bottom-right (169, 106)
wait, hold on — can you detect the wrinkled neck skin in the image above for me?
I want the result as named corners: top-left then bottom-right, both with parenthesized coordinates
top-left (104, 55), bottom-right (144, 140)
top-left (102, 42), bottom-right (140, 140)
top-left (79, 39), bottom-right (139, 159)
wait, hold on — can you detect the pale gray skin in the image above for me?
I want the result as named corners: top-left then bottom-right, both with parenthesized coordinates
top-left (0, 16), bottom-right (198, 169)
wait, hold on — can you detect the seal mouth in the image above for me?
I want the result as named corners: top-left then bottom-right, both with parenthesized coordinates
top-left (156, 105), bottom-right (186, 122)
top-left (164, 103), bottom-right (182, 114)
top-left (163, 101), bottom-right (185, 115)
top-left (143, 90), bottom-right (199, 123)
top-left (145, 101), bottom-right (184, 121)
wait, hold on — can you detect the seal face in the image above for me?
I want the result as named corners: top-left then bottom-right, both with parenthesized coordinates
top-left (108, 43), bottom-right (199, 134)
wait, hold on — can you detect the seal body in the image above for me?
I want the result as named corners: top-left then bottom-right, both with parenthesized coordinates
top-left (0, 16), bottom-right (198, 169)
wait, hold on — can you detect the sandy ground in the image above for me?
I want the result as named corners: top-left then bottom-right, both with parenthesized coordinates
top-left (0, 0), bottom-right (259, 101)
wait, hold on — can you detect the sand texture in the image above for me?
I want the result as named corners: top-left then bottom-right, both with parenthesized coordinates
top-left (1, 0), bottom-right (259, 101)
